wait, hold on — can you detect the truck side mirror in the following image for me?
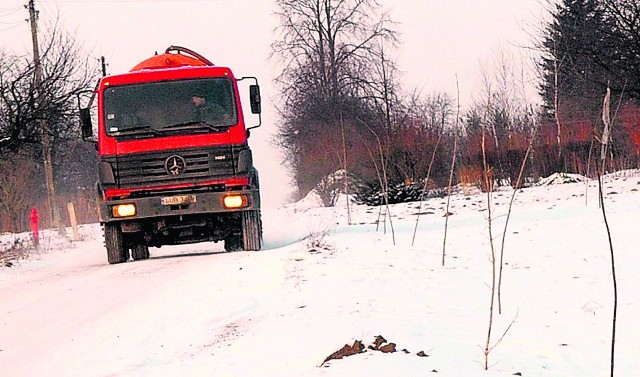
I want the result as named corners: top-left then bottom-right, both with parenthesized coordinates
top-left (239, 77), bottom-right (262, 131)
top-left (249, 85), bottom-right (261, 114)
top-left (79, 108), bottom-right (93, 140)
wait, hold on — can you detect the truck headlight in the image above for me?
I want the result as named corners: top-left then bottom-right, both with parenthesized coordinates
top-left (112, 203), bottom-right (136, 217)
top-left (223, 195), bottom-right (248, 209)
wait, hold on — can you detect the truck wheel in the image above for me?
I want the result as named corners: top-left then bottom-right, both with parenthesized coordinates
top-left (104, 223), bottom-right (129, 264)
top-left (242, 210), bottom-right (263, 251)
top-left (131, 244), bottom-right (150, 260)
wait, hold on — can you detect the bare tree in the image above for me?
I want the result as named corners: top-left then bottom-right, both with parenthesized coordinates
top-left (409, 92), bottom-right (454, 247)
top-left (0, 26), bottom-right (98, 155)
top-left (271, 0), bottom-right (397, 197)
top-left (480, 126), bottom-right (497, 371)
top-left (356, 117), bottom-right (395, 244)
top-left (497, 108), bottom-right (539, 314)
top-left (0, 23), bottom-right (99, 232)
top-left (395, 92), bottom-right (453, 184)
top-left (599, 83), bottom-right (619, 377)
top-left (473, 46), bottom-right (537, 185)
top-left (441, 79), bottom-right (460, 265)
top-left (272, 0), bottom-right (395, 102)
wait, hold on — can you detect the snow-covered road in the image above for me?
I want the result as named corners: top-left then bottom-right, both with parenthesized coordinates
top-left (0, 231), bottom-right (290, 376)
top-left (1, 172), bottom-right (640, 376)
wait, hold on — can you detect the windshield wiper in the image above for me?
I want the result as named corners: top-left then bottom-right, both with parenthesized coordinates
top-left (161, 121), bottom-right (229, 132)
top-left (111, 124), bottom-right (159, 136)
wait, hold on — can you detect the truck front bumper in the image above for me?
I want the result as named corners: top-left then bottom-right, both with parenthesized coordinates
top-left (99, 188), bottom-right (260, 223)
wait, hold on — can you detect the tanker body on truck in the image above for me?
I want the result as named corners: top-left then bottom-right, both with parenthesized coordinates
top-left (79, 46), bottom-right (263, 264)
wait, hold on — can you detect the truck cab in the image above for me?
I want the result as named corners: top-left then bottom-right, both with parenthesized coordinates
top-left (80, 46), bottom-right (263, 264)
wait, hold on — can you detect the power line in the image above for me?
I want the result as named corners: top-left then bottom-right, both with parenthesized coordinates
top-left (39, 0), bottom-right (220, 2)
top-left (0, 6), bottom-right (23, 13)
top-left (0, 8), bottom-right (25, 32)
top-left (0, 5), bottom-right (23, 30)
top-left (0, 23), bottom-right (24, 32)
top-left (0, 20), bottom-right (24, 25)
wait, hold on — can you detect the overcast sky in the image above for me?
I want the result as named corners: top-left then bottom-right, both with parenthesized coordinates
top-left (0, 0), bottom-right (550, 207)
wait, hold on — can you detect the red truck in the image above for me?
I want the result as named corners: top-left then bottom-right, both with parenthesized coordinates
top-left (79, 46), bottom-right (263, 264)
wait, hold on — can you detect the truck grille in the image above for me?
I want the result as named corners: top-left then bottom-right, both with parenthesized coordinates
top-left (111, 145), bottom-right (246, 187)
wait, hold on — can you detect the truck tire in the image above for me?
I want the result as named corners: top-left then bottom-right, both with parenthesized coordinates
top-left (104, 223), bottom-right (129, 264)
top-left (242, 210), bottom-right (263, 251)
top-left (131, 244), bottom-right (150, 260)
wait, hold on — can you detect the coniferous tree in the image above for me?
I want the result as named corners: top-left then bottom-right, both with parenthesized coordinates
top-left (538, 0), bottom-right (640, 174)
top-left (598, 0), bottom-right (640, 100)
top-left (539, 0), bottom-right (608, 119)
top-left (540, 0), bottom-right (640, 111)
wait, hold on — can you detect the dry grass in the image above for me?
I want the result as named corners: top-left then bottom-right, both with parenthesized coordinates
top-left (0, 236), bottom-right (33, 267)
top-left (457, 165), bottom-right (484, 195)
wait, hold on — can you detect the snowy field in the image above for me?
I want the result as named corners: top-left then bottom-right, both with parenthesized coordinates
top-left (1, 170), bottom-right (639, 376)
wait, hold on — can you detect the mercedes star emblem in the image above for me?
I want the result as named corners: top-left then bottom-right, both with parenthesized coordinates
top-left (165, 155), bottom-right (187, 176)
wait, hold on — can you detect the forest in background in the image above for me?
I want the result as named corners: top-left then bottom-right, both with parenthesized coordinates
top-left (272, 0), bottom-right (640, 206)
top-left (1, 0), bottom-right (639, 232)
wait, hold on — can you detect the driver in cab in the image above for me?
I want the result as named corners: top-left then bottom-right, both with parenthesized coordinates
top-left (191, 90), bottom-right (228, 123)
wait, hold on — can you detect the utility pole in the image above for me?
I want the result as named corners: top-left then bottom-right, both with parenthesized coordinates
top-left (101, 56), bottom-right (108, 76)
top-left (27, 0), bottom-right (63, 233)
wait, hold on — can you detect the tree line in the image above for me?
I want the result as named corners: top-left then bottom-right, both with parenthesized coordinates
top-left (272, 0), bottom-right (640, 205)
top-left (1, 0), bottom-right (639, 232)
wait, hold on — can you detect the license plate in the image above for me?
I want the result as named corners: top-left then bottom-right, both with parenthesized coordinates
top-left (161, 194), bottom-right (197, 206)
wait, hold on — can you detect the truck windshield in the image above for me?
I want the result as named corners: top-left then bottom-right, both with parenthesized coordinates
top-left (103, 78), bottom-right (238, 136)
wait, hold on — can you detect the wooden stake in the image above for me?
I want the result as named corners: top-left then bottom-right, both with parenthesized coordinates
top-left (67, 202), bottom-right (80, 241)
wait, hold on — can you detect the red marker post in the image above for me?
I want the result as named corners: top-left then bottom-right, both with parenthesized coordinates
top-left (29, 208), bottom-right (39, 246)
